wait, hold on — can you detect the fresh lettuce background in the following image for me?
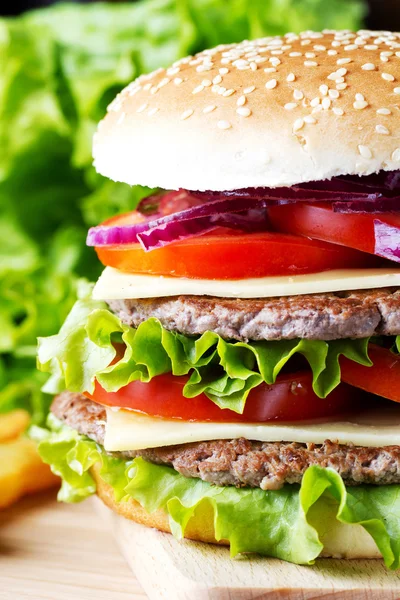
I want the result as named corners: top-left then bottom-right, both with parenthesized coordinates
top-left (37, 287), bottom-right (378, 413)
top-left (32, 416), bottom-right (400, 567)
top-left (0, 0), bottom-right (366, 422)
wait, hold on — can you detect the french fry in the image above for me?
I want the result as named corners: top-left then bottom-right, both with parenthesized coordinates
top-left (0, 410), bottom-right (30, 442)
top-left (0, 437), bottom-right (59, 509)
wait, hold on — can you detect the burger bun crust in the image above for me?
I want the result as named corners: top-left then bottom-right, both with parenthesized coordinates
top-left (94, 30), bottom-right (400, 191)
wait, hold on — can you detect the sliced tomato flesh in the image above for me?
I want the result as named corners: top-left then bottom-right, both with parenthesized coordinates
top-left (95, 214), bottom-right (380, 279)
top-left (268, 202), bottom-right (400, 259)
top-left (341, 344), bottom-right (400, 403)
top-left (88, 371), bottom-right (365, 423)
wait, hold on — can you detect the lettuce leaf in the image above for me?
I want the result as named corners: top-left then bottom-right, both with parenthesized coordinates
top-left (38, 287), bottom-right (374, 413)
top-left (33, 419), bottom-right (400, 568)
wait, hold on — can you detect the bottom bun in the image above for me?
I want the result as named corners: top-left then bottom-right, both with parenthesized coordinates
top-left (91, 464), bottom-right (381, 560)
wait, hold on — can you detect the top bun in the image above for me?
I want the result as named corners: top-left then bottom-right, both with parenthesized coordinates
top-left (94, 30), bottom-right (400, 191)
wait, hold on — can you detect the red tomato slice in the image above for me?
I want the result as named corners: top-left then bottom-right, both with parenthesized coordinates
top-left (341, 344), bottom-right (400, 402)
top-left (268, 202), bottom-right (400, 258)
top-left (95, 214), bottom-right (379, 279)
top-left (87, 372), bottom-right (364, 422)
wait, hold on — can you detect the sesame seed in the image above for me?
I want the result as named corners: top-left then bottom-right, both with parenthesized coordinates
top-left (353, 100), bottom-right (368, 110)
top-left (293, 89), bottom-right (304, 100)
top-left (328, 49), bottom-right (338, 56)
top-left (305, 52), bottom-right (316, 58)
top-left (382, 72), bottom-right (395, 81)
top-left (265, 79), bottom-right (277, 89)
top-left (284, 103), bottom-right (298, 110)
top-left (377, 108), bottom-right (391, 115)
top-left (392, 148), bottom-right (400, 162)
top-left (310, 97), bottom-right (320, 107)
top-left (319, 84), bottom-right (328, 96)
top-left (344, 44), bottom-right (358, 50)
top-left (181, 109), bottom-right (194, 120)
top-left (312, 105), bottom-right (323, 114)
top-left (202, 79), bottom-right (212, 87)
top-left (381, 56), bottom-right (389, 63)
top-left (289, 52), bottom-right (302, 57)
top-left (136, 103), bottom-right (147, 113)
top-left (117, 112), bottom-right (125, 125)
top-left (322, 97), bottom-right (331, 109)
top-left (219, 68), bottom-right (229, 75)
top-left (355, 93), bottom-right (365, 102)
top-left (192, 84), bottom-right (204, 94)
top-left (213, 75), bottom-right (222, 85)
top-left (358, 145), bottom-right (372, 159)
top-left (329, 89), bottom-right (340, 99)
top-left (264, 67), bottom-right (277, 73)
top-left (336, 83), bottom-right (347, 90)
top-left (174, 78), bottom-right (183, 85)
top-left (158, 77), bottom-right (170, 88)
top-left (244, 86), bottom-right (256, 94)
top-left (314, 45), bottom-right (326, 51)
top-left (293, 118), bottom-right (304, 132)
top-left (203, 105), bottom-right (216, 114)
top-left (394, 87), bottom-right (400, 94)
top-left (167, 67), bottom-right (180, 76)
top-left (223, 88), bottom-right (235, 97)
top-left (376, 124), bottom-right (390, 135)
top-left (286, 72), bottom-right (296, 82)
top-left (143, 83), bottom-right (152, 91)
top-left (236, 107), bottom-right (251, 117)
top-left (304, 115), bottom-right (316, 124)
top-left (237, 95), bottom-right (246, 106)
top-left (270, 58), bottom-right (281, 66)
top-left (304, 60), bottom-right (318, 67)
top-left (337, 68), bottom-right (348, 77)
top-left (336, 77), bottom-right (345, 84)
top-left (361, 63), bottom-right (376, 71)
top-left (250, 62), bottom-right (257, 71)
top-left (365, 44), bottom-right (378, 50)
top-left (396, 52), bottom-right (400, 58)
top-left (233, 59), bottom-right (248, 69)
top-left (217, 120), bottom-right (232, 130)
top-left (337, 58), bottom-right (352, 65)
top-left (332, 107), bottom-right (344, 116)
top-left (217, 87), bottom-right (227, 96)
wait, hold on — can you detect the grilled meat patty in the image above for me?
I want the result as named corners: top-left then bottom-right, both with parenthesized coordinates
top-left (52, 392), bottom-right (400, 491)
top-left (107, 287), bottom-right (400, 342)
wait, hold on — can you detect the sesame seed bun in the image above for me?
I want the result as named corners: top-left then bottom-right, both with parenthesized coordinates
top-left (94, 30), bottom-right (400, 191)
top-left (92, 464), bottom-right (382, 561)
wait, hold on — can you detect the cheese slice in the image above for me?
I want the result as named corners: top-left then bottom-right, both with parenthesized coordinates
top-left (93, 266), bottom-right (400, 300)
top-left (104, 405), bottom-right (400, 451)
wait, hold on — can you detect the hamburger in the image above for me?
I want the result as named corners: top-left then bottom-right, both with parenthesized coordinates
top-left (36, 29), bottom-right (400, 566)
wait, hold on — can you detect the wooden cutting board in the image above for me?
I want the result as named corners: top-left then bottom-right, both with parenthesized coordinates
top-left (0, 491), bottom-right (146, 600)
top-left (96, 499), bottom-right (400, 600)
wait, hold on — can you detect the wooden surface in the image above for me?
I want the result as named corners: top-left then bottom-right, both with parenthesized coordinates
top-left (98, 499), bottom-right (400, 600)
top-left (0, 491), bottom-right (146, 600)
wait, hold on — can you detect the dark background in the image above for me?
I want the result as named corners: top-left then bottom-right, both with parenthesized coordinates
top-left (2, 0), bottom-right (400, 30)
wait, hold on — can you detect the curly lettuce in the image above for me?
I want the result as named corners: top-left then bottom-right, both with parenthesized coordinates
top-left (37, 286), bottom-right (376, 413)
top-left (32, 417), bottom-right (400, 568)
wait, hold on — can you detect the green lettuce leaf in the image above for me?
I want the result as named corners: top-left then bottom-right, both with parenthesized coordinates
top-left (38, 287), bottom-right (373, 413)
top-left (33, 419), bottom-right (400, 568)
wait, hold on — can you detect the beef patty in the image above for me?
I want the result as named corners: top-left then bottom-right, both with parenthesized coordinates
top-left (107, 287), bottom-right (400, 342)
top-left (52, 392), bottom-right (400, 491)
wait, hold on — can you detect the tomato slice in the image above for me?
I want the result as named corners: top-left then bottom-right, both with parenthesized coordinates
top-left (341, 344), bottom-right (400, 402)
top-left (268, 202), bottom-right (400, 259)
top-left (88, 372), bottom-right (364, 422)
top-left (95, 214), bottom-right (379, 279)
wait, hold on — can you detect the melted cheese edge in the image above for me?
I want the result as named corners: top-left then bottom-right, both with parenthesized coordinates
top-left (93, 267), bottom-right (400, 300)
top-left (104, 405), bottom-right (400, 451)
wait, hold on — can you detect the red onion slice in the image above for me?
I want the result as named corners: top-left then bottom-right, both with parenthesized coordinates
top-left (87, 194), bottom-right (269, 250)
top-left (374, 220), bottom-right (400, 262)
top-left (333, 198), bottom-right (400, 213)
